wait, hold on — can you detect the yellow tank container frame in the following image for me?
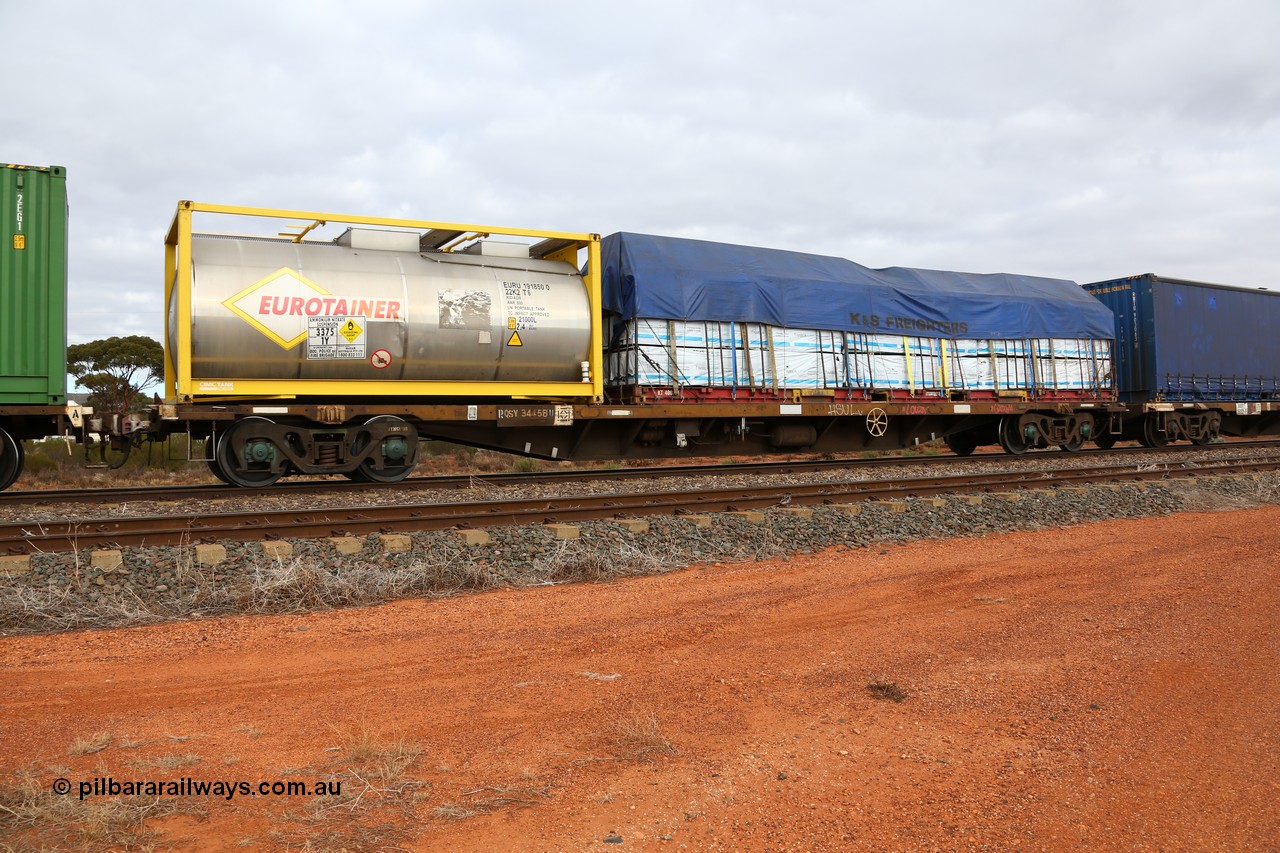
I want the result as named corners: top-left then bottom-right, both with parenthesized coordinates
top-left (163, 201), bottom-right (603, 403)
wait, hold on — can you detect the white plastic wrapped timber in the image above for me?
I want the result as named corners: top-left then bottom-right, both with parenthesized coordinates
top-left (606, 318), bottom-right (1113, 396)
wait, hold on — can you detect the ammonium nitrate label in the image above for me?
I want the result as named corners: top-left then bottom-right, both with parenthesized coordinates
top-left (307, 316), bottom-right (367, 359)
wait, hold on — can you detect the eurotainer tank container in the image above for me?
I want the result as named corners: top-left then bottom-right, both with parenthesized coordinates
top-left (602, 232), bottom-right (1116, 399)
top-left (164, 202), bottom-right (603, 401)
top-left (0, 164), bottom-right (67, 404)
top-left (1083, 274), bottom-right (1280, 404)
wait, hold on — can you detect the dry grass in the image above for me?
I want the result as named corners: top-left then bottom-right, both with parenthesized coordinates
top-left (0, 771), bottom-right (204, 852)
top-left (231, 552), bottom-right (513, 614)
top-left (0, 551), bottom-right (504, 635)
top-left (1172, 483), bottom-right (1262, 513)
top-left (0, 532), bottom-right (685, 637)
top-left (270, 723), bottom-right (427, 851)
top-left (66, 732), bottom-right (112, 755)
top-left (431, 802), bottom-right (480, 820)
top-left (147, 753), bottom-right (202, 771)
top-left (868, 679), bottom-right (908, 703)
top-left (432, 784), bottom-right (551, 822)
top-left (331, 722), bottom-right (422, 783)
top-left (604, 705), bottom-right (677, 761)
top-left (0, 584), bottom-right (170, 634)
top-left (533, 538), bottom-right (675, 584)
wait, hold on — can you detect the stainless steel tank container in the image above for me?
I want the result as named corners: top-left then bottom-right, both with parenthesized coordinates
top-left (173, 233), bottom-right (592, 382)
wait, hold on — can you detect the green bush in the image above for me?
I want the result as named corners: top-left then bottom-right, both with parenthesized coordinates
top-left (13, 436), bottom-right (210, 489)
top-left (510, 456), bottom-right (542, 473)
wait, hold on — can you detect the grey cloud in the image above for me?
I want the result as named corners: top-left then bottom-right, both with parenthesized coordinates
top-left (2, 0), bottom-right (1278, 347)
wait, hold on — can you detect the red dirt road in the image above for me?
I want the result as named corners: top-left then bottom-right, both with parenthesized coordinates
top-left (2, 507), bottom-right (1279, 851)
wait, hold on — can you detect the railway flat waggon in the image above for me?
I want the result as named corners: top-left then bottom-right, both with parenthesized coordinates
top-left (597, 232), bottom-right (1117, 458)
top-left (145, 205), bottom-right (1120, 485)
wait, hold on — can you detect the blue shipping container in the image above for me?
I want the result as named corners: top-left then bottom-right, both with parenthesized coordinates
top-left (1083, 274), bottom-right (1280, 403)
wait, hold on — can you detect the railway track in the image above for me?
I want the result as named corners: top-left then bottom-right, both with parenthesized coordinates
top-left (3, 455), bottom-right (1277, 555)
top-left (5, 439), bottom-right (1280, 507)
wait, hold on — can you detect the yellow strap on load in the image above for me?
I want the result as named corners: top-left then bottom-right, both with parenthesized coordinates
top-left (903, 337), bottom-right (914, 394)
top-left (940, 339), bottom-right (949, 393)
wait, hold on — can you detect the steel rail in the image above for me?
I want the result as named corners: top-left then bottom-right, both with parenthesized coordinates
top-left (6, 440), bottom-right (1280, 507)
top-left (3, 457), bottom-right (1277, 555)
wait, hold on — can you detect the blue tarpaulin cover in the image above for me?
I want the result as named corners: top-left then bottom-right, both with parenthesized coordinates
top-left (601, 232), bottom-right (1114, 340)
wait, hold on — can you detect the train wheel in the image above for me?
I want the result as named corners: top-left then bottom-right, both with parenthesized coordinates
top-left (216, 417), bottom-right (285, 488)
top-left (944, 432), bottom-right (979, 456)
top-left (1139, 418), bottom-right (1170, 449)
top-left (201, 433), bottom-right (231, 483)
top-left (206, 455), bottom-right (231, 484)
top-left (1063, 414), bottom-right (1095, 452)
top-left (1192, 415), bottom-right (1221, 446)
top-left (0, 428), bottom-right (25, 491)
top-left (1093, 432), bottom-right (1118, 450)
top-left (348, 415), bottom-right (417, 484)
top-left (997, 416), bottom-right (1031, 455)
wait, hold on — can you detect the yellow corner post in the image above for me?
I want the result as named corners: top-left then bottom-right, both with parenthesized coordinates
top-left (163, 201), bottom-right (195, 400)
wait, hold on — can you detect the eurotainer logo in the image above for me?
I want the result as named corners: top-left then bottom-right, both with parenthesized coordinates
top-left (222, 267), bottom-right (403, 349)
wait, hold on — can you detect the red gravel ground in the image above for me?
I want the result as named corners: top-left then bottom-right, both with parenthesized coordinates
top-left (2, 506), bottom-right (1278, 851)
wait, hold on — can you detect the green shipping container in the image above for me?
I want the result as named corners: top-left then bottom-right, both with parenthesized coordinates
top-left (1, 164), bottom-right (67, 404)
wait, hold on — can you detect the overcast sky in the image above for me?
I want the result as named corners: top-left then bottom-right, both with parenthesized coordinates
top-left (4, 0), bottom-right (1278, 345)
